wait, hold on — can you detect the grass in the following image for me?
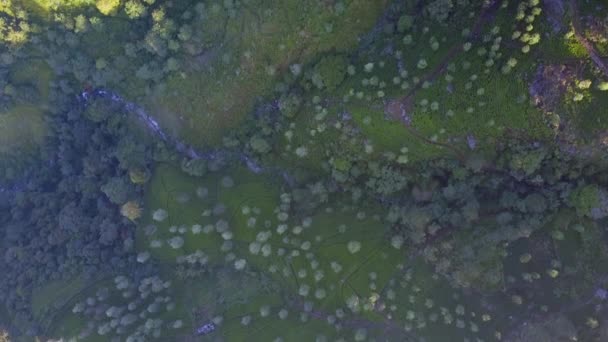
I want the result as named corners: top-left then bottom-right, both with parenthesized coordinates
top-left (385, 260), bottom-right (495, 341)
top-left (77, 162), bottom-right (383, 340)
top-left (42, 276), bottom-right (116, 341)
top-left (263, 0), bottom-right (560, 174)
top-left (288, 210), bottom-right (393, 308)
top-left (31, 277), bottom-right (85, 320)
top-left (565, 83), bottom-right (608, 139)
top-left (349, 100), bottom-right (448, 161)
top-left (411, 56), bottom-right (552, 142)
top-left (48, 162), bottom-right (608, 341)
top-left (148, 0), bottom-right (389, 148)
top-left (402, 6), bottom-right (554, 152)
top-left (99, 164), bottom-right (433, 339)
top-left (46, 279), bottom-right (126, 342)
top-left (219, 171), bottom-right (280, 242)
top-left (138, 163), bottom-right (222, 263)
top-left (37, 1), bottom-right (608, 341)
top-left (138, 163), bottom-right (281, 263)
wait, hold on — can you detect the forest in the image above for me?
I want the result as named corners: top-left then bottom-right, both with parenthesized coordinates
top-left (1, 0), bottom-right (608, 341)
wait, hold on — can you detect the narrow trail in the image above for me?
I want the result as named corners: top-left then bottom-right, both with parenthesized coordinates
top-left (385, 0), bottom-right (502, 161)
top-left (400, 0), bottom-right (502, 104)
top-left (569, 0), bottom-right (608, 77)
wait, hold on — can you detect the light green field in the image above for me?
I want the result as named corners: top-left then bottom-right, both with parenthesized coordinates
top-left (148, 0), bottom-right (389, 148)
top-left (29, 1), bottom-right (608, 341)
top-left (41, 164), bottom-right (567, 341)
top-left (32, 277), bottom-right (86, 320)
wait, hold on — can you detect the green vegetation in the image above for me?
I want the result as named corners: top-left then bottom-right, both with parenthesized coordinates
top-left (2, 0), bottom-right (608, 341)
top-left (149, 0), bottom-right (389, 147)
top-left (32, 277), bottom-right (85, 320)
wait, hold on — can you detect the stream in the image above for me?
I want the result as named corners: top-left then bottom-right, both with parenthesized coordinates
top-left (0, 88), bottom-right (284, 195)
top-left (78, 89), bottom-right (296, 186)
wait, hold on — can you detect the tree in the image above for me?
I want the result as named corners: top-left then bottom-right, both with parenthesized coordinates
top-left (314, 55), bottom-right (348, 91)
top-left (99, 219), bottom-right (119, 245)
top-left (58, 202), bottom-right (90, 234)
top-left (524, 193), bottom-right (547, 213)
top-left (114, 137), bottom-right (147, 170)
top-left (96, 0), bottom-right (121, 15)
top-left (0, 2), bottom-right (30, 46)
top-left (129, 167), bottom-right (150, 184)
top-left (397, 15), bottom-right (414, 32)
top-left (124, 0), bottom-right (147, 18)
top-left (249, 136), bottom-right (271, 154)
top-left (143, 31), bottom-right (167, 57)
top-left (121, 201), bottom-right (142, 221)
top-left (424, 0), bottom-right (454, 23)
top-left (101, 176), bottom-right (134, 205)
top-left (278, 93), bottom-right (302, 118)
top-left (180, 158), bottom-right (206, 177)
top-left (509, 149), bottom-right (546, 176)
top-left (570, 184), bottom-right (600, 217)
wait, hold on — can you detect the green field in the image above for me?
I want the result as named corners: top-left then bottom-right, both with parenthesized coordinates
top-left (8, 0), bottom-right (608, 341)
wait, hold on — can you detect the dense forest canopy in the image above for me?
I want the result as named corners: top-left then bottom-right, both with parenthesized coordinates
top-left (1, 0), bottom-right (608, 341)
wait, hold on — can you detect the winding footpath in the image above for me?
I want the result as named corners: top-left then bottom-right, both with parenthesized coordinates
top-left (569, 0), bottom-right (608, 77)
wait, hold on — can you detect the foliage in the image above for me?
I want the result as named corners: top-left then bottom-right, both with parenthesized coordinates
top-left (424, 0), bottom-right (455, 23)
top-left (96, 0), bottom-right (121, 15)
top-left (101, 176), bottom-right (136, 205)
top-left (569, 184), bottom-right (600, 218)
top-left (1, 0), bottom-right (608, 340)
top-left (0, 1), bottom-right (31, 46)
top-left (121, 200), bottom-right (142, 221)
top-left (0, 90), bottom-right (153, 336)
top-left (129, 166), bottom-right (150, 184)
top-left (314, 55), bottom-right (348, 91)
top-left (249, 135), bottom-right (271, 154)
top-left (180, 157), bottom-right (206, 177)
top-left (508, 148), bottom-right (546, 176)
top-left (397, 14), bottom-right (414, 32)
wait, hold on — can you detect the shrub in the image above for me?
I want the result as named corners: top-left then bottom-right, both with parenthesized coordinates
top-left (397, 15), bottom-right (414, 32)
top-left (424, 0), bottom-right (454, 23)
top-left (181, 158), bottom-right (207, 177)
top-left (570, 184), bottom-right (600, 217)
top-left (96, 0), bottom-right (121, 15)
top-left (250, 136), bottom-right (271, 154)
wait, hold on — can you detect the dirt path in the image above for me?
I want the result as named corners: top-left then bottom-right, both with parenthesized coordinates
top-left (569, 0), bottom-right (608, 77)
top-left (400, 0), bottom-right (501, 104)
top-left (385, 0), bottom-right (502, 160)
